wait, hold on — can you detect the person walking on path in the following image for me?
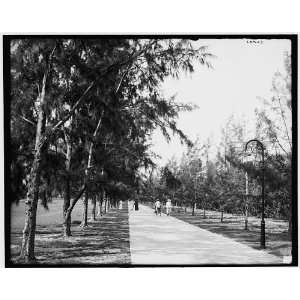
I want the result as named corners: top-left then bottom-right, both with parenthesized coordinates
top-left (119, 200), bottom-right (123, 209)
top-left (166, 198), bottom-right (172, 216)
top-left (154, 199), bottom-right (161, 216)
top-left (133, 199), bottom-right (139, 211)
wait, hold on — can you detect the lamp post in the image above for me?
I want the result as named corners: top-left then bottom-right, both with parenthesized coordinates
top-left (244, 171), bottom-right (249, 230)
top-left (245, 139), bottom-right (265, 249)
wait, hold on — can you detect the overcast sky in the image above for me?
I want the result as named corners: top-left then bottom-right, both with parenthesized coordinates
top-left (149, 38), bottom-right (291, 167)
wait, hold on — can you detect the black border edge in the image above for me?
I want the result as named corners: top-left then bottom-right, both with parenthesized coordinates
top-left (3, 34), bottom-right (298, 268)
top-left (1, 34), bottom-right (299, 40)
top-left (291, 35), bottom-right (298, 266)
top-left (3, 35), bottom-right (12, 268)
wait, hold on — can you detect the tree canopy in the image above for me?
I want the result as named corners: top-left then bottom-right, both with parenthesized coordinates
top-left (10, 38), bottom-right (213, 261)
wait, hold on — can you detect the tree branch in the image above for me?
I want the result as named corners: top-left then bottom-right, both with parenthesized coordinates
top-left (19, 114), bottom-right (36, 126)
top-left (51, 81), bottom-right (95, 133)
top-left (86, 110), bottom-right (104, 171)
top-left (277, 96), bottom-right (292, 151)
top-left (65, 184), bottom-right (87, 218)
top-left (93, 110), bottom-right (104, 138)
top-left (40, 41), bottom-right (154, 148)
top-left (115, 64), bottom-right (132, 94)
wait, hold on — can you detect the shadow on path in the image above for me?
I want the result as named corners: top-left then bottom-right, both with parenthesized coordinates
top-left (168, 208), bottom-right (291, 258)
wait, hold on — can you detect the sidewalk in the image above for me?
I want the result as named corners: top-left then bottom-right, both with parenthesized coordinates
top-left (128, 203), bottom-right (282, 265)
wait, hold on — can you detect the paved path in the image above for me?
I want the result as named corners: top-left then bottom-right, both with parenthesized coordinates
top-left (128, 203), bottom-right (282, 265)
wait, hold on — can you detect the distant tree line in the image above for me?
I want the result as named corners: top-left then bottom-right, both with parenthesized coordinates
top-left (144, 52), bottom-right (292, 232)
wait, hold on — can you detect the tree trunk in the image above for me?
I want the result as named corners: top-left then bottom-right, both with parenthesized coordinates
top-left (63, 175), bottom-right (72, 236)
top-left (20, 170), bottom-right (41, 262)
top-left (107, 198), bottom-right (110, 211)
top-left (20, 87), bottom-right (47, 262)
top-left (244, 205), bottom-right (248, 230)
top-left (104, 198), bottom-right (107, 214)
top-left (288, 214), bottom-right (292, 236)
top-left (221, 210), bottom-right (224, 223)
top-left (64, 184), bottom-right (86, 232)
top-left (63, 137), bottom-right (72, 237)
top-left (192, 202), bottom-right (195, 216)
top-left (80, 190), bottom-right (89, 227)
top-left (80, 112), bottom-right (103, 227)
top-left (91, 196), bottom-right (96, 221)
top-left (19, 47), bottom-right (57, 262)
top-left (97, 192), bottom-right (103, 216)
top-left (62, 120), bottom-right (90, 236)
